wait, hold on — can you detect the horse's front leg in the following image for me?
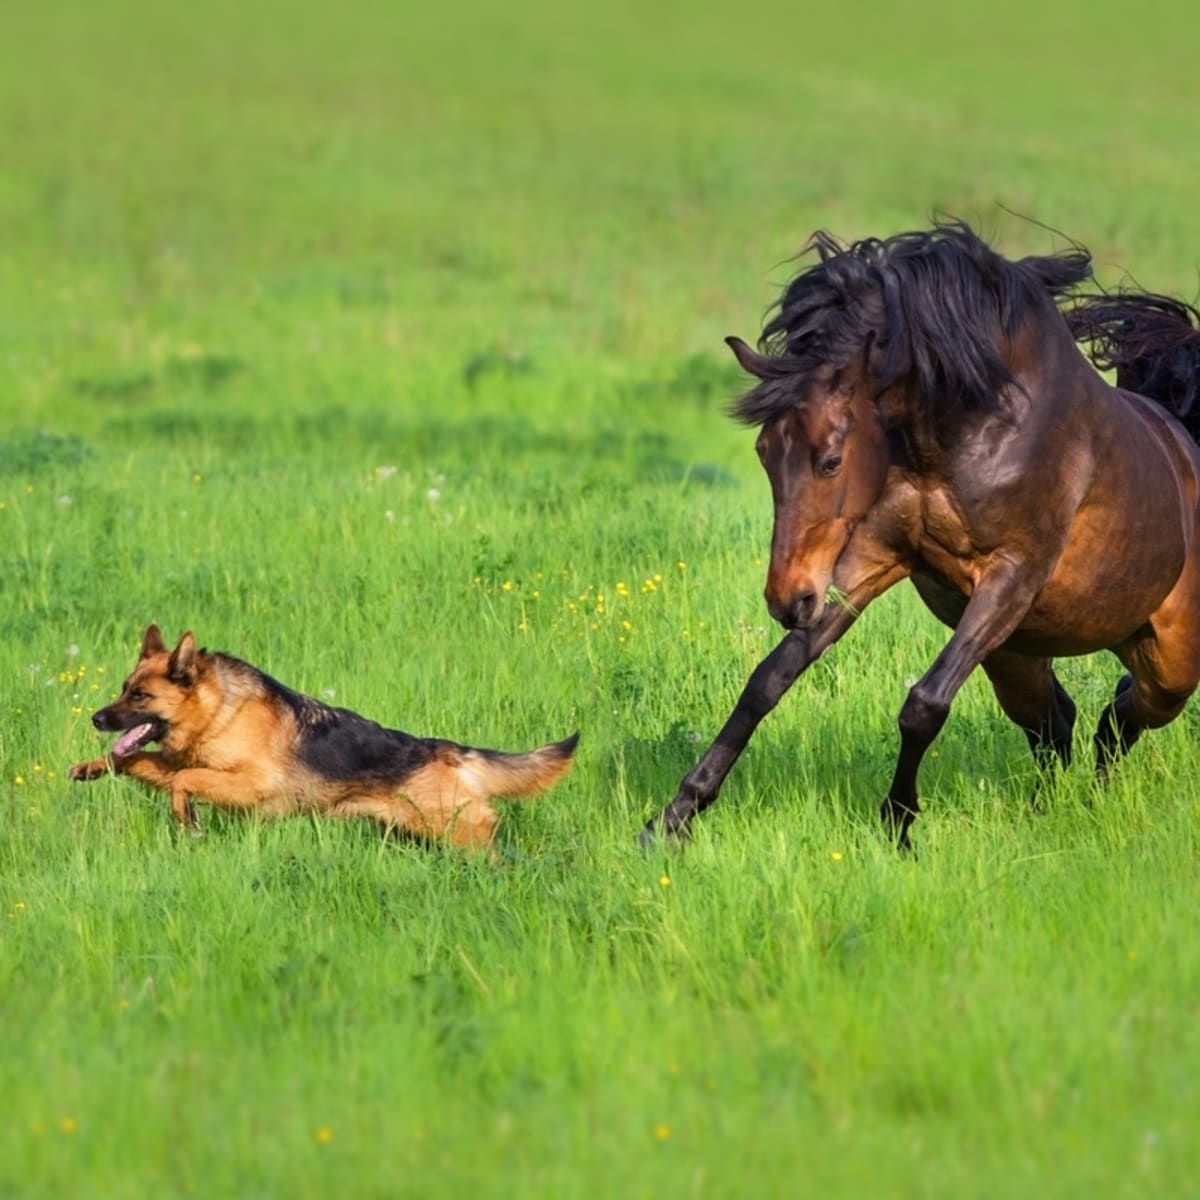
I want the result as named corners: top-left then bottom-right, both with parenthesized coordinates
top-left (641, 561), bottom-right (903, 845)
top-left (883, 561), bottom-right (1043, 850)
top-left (640, 629), bottom-right (815, 844)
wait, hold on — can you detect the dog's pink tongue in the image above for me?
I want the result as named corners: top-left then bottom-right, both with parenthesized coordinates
top-left (113, 723), bottom-right (153, 757)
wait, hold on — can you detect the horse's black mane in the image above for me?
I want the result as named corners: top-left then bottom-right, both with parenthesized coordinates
top-left (734, 219), bottom-right (1093, 430)
top-left (1065, 291), bottom-right (1200, 432)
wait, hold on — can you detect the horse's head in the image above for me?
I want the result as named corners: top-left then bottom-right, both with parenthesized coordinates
top-left (728, 335), bottom-right (890, 630)
top-left (727, 222), bottom-right (1096, 630)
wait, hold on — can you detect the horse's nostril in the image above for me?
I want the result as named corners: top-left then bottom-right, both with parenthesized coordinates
top-left (790, 590), bottom-right (818, 626)
top-left (767, 589), bottom-right (820, 629)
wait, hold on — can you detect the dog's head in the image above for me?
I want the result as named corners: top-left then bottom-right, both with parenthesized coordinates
top-left (91, 624), bottom-right (206, 756)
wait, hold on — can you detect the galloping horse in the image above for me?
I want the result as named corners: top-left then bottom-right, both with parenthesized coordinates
top-left (643, 221), bottom-right (1200, 849)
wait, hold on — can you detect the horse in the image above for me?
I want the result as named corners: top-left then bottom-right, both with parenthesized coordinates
top-left (642, 220), bottom-right (1200, 850)
top-left (1064, 291), bottom-right (1200, 435)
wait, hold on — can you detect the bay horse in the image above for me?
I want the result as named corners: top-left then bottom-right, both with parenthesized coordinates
top-left (642, 221), bottom-right (1200, 849)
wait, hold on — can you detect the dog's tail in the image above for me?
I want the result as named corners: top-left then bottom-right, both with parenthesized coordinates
top-left (465, 732), bottom-right (579, 799)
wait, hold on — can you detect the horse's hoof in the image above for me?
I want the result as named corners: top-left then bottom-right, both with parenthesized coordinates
top-left (638, 818), bottom-right (690, 850)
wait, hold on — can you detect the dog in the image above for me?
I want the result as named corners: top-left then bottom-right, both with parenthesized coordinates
top-left (69, 624), bottom-right (577, 848)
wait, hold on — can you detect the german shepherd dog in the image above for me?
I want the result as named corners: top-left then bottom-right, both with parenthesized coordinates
top-left (69, 625), bottom-right (577, 848)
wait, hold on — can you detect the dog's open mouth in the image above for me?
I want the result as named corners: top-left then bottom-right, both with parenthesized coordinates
top-left (111, 720), bottom-right (165, 757)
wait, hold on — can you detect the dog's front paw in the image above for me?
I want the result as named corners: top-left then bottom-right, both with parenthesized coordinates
top-left (169, 796), bottom-right (203, 838)
top-left (69, 758), bottom-right (108, 782)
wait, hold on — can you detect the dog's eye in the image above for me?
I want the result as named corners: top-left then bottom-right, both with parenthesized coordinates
top-left (129, 688), bottom-right (150, 702)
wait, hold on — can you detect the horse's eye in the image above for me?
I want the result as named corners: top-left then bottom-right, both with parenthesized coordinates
top-left (817, 454), bottom-right (843, 478)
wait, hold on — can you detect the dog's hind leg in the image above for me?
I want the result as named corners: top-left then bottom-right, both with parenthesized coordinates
top-left (329, 790), bottom-right (498, 850)
top-left (445, 802), bottom-right (499, 850)
top-left (328, 795), bottom-right (408, 829)
top-left (328, 791), bottom-right (446, 842)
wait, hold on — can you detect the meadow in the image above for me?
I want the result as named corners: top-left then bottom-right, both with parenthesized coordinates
top-left (2, 1), bottom-right (1200, 1195)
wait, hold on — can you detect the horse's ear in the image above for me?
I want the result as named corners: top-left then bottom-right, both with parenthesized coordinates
top-left (139, 624), bottom-right (166, 660)
top-left (725, 335), bottom-right (773, 379)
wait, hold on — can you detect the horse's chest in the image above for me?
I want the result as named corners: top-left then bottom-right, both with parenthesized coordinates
top-left (915, 490), bottom-right (979, 577)
top-left (910, 572), bottom-right (969, 628)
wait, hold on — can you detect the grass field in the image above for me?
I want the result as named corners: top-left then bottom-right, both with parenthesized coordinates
top-left (3, 2), bottom-right (1200, 1196)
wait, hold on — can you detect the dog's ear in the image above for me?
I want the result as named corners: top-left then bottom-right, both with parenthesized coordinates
top-left (139, 624), bottom-right (167, 660)
top-left (167, 631), bottom-right (199, 686)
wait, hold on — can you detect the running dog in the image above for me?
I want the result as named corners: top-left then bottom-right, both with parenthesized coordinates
top-left (69, 625), bottom-right (577, 848)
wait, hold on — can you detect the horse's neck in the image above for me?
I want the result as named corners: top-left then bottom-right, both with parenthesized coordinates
top-left (895, 312), bottom-right (1087, 472)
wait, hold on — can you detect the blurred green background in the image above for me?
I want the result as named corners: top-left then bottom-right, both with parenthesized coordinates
top-left (2, 3), bottom-right (1199, 1197)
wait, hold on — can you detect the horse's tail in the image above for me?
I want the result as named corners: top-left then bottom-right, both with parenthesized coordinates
top-left (1066, 291), bottom-right (1200, 436)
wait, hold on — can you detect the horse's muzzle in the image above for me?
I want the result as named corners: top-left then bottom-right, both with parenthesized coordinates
top-left (767, 588), bottom-right (821, 630)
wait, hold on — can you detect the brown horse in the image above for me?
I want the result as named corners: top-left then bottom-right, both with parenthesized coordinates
top-left (642, 221), bottom-right (1200, 849)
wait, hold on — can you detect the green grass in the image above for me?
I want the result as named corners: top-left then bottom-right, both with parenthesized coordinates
top-left (3, 1), bottom-right (1200, 1195)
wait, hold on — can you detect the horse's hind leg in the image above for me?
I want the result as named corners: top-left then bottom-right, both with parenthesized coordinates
top-left (1094, 673), bottom-right (1136, 775)
top-left (1095, 587), bottom-right (1200, 776)
top-left (1094, 653), bottom-right (1197, 777)
top-left (981, 650), bottom-right (1076, 775)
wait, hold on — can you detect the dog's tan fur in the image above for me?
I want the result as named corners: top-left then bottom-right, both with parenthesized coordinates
top-left (70, 625), bottom-right (576, 848)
